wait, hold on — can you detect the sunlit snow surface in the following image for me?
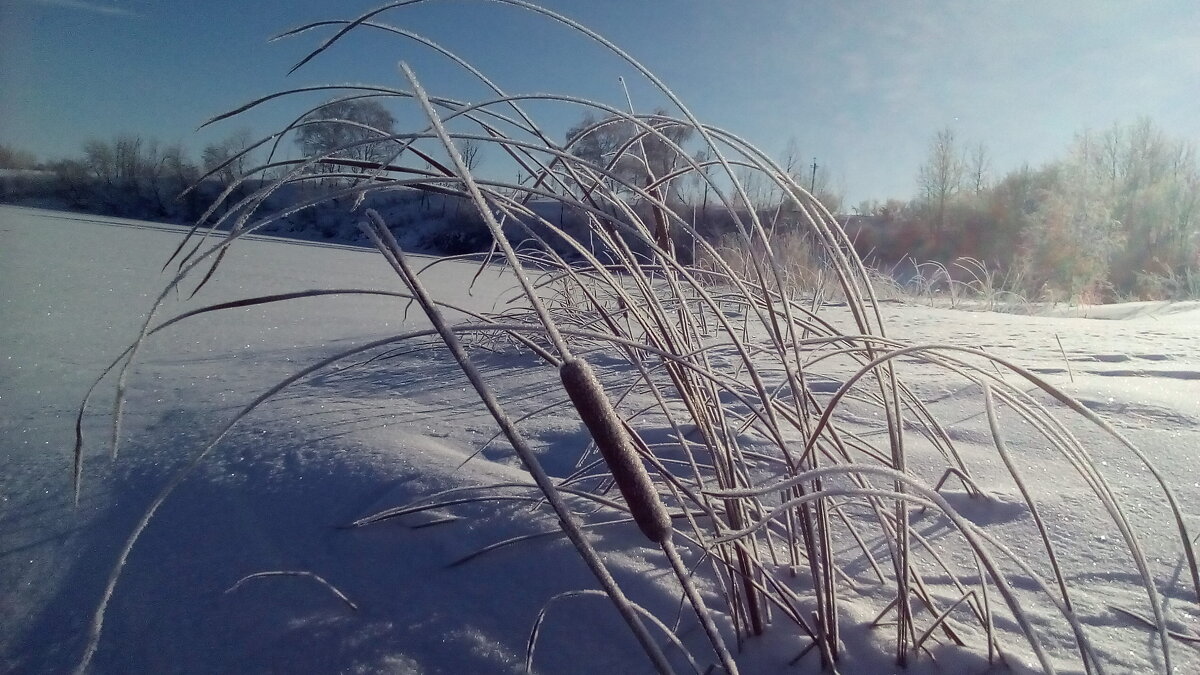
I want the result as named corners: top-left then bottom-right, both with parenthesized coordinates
top-left (2, 205), bottom-right (1198, 674)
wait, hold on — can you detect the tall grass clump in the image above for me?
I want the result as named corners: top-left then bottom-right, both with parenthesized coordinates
top-left (904, 256), bottom-right (1032, 312)
top-left (74, 2), bottom-right (1198, 673)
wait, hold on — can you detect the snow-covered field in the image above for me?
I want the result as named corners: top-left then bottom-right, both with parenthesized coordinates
top-left (2, 204), bottom-right (1199, 674)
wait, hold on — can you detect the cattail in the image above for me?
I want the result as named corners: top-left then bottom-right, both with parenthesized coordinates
top-left (562, 359), bottom-right (740, 672)
top-left (560, 358), bottom-right (672, 544)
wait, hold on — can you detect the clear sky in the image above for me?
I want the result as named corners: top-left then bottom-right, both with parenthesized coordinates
top-left (2, 0), bottom-right (1197, 205)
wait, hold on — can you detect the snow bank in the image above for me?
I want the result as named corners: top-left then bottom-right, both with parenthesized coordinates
top-left (3, 206), bottom-right (1199, 674)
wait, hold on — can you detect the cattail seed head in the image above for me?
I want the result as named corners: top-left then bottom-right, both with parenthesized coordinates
top-left (560, 358), bottom-right (672, 544)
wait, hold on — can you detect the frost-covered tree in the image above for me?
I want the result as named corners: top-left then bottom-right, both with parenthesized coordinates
top-left (69, 135), bottom-right (200, 217)
top-left (295, 99), bottom-right (397, 178)
top-left (1063, 118), bottom-right (1199, 292)
top-left (202, 129), bottom-right (254, 189)
top-left (1019, 161), bottom-right (1121, 299)
top-left (566, 110), bottom-right (694, 253)
top-left (565, 110), bottom-right (693, 200)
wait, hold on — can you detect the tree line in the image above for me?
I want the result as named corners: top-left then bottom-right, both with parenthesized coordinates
top-left (4, 103), bottom-right (1195, 301)
top-left (850, 118), bottom-right (1199, 301)
top-left (0, 99), bottom-right (430, 223)
top-left (0, 131), bottom-right (255, 222)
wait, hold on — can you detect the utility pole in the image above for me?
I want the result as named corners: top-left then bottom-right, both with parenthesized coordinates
top-left (809, 157), bottom-right (818, 193)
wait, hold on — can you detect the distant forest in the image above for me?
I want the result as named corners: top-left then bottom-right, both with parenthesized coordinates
top-left (2, 115), bottom-right (1196, 302)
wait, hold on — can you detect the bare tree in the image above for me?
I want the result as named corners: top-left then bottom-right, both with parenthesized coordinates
top-left (917, 126), bottom-right (964, 235)
top-left (112, 136), bottom-right (142, 190)
top-left (295, 99), bottom-right (397, 179)
top-left (780, 136), bottom-right (802, 178)
top-left (83, 134), bottom-right (143, 192)
top-left (137, 139), bottom-right (170, 213)
top-left (966, 142), bottom-right (991, 195)
top-left (737, 164), bottom-right (765, 211)
top-left (51, 158), bottom-right (90, 205)
top-left (77, 134), bottom-right (172, 214)
top-left (161, 144), bottom-right (201, 218)
top-left (202, 129), bottom-right (254, 189)
top-left (458, 137), bottom-right (483, 172)
top-left (83, 139), bottom-right (117, 188)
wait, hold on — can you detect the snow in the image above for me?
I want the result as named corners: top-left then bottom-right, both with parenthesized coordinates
top-left (2, 204), bottom-right (1199, 674)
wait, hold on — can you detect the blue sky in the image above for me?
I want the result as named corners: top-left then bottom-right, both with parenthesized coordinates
top-left (2, 0), bottom-right (1197, 204)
